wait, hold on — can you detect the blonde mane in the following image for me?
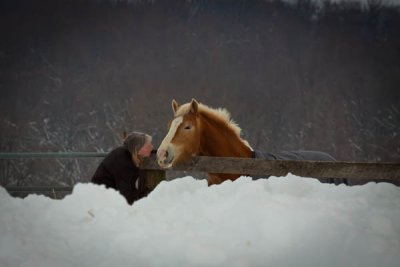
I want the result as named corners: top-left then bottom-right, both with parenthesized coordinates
top-left (175, 102), bottom-right (253, 149)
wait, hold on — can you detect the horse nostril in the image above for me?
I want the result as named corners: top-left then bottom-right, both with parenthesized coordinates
top-left (165, 150), bottom-right (169, 159)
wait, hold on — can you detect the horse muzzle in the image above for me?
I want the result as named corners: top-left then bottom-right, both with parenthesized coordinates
top-left (156, 147), bottom-right (174, 168)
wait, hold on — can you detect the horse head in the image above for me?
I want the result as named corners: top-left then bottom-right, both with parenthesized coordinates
top-left (157, 99), bottom-right (202, 168)
top-left (157, 98), bottom-right (254, 185)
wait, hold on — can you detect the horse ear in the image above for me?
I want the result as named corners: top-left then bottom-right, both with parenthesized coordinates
top-left (190, 98), bottom-right (199, 114)
top-left (172, 99), bottom-right (179, 114)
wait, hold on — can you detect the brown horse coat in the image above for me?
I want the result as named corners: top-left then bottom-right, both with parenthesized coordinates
top-left (157, 99), bottom-right (347, 186)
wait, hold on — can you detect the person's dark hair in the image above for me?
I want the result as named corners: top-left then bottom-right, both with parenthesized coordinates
top-left (123, 131), bottom-right (152, 166)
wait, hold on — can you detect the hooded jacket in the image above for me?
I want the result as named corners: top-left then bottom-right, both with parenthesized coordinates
top-left (91, 146), bottom-right (146, 204)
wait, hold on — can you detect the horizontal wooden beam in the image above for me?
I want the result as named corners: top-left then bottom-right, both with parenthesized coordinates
top-left (1, 153), bottom-right (399, 186)
top-left (141, 155), bottom-right (400, 182)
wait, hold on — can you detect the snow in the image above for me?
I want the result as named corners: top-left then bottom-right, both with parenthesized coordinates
top-left (1, 174), bottom-right (400, 267)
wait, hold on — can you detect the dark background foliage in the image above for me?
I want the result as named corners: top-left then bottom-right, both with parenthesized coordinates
top-left (1, 0), bottom-right (399, 186)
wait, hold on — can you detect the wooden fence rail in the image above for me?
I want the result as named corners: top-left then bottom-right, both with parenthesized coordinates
top-left (1, 152), bottom-right (399, 195)
top-left (141, 154), bottom-right (400, 182)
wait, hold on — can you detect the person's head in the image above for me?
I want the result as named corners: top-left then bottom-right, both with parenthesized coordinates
top-left (123, 131), bottom-right (153, 166)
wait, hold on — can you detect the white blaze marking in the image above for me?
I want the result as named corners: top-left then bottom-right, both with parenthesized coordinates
top-left (158, 116), bottom-right (183, 155)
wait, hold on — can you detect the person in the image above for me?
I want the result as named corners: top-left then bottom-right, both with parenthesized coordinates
top-left (91, 131), bottom-right (154, 205)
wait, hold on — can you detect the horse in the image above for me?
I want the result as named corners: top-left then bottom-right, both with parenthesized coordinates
top-left (156, 98), bottom-right (340, 186)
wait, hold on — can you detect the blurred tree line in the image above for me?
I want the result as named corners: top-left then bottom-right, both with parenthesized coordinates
top-left (0, 0), bottom-right (399, 187)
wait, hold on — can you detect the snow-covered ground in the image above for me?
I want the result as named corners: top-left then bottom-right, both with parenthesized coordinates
top-left (1, 174), bottom-right (399, 267)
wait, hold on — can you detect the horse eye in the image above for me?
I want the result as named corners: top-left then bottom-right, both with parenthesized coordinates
top-left (184, 125), bottom-right (192, 130)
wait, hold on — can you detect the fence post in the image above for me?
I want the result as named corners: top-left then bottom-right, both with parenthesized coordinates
top-left (141, 154), bottom-right (166, 191)
top-left (142, 170), bottom-right (166, 191)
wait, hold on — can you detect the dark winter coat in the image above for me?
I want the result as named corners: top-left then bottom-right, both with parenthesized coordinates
top-left (252, 150), bottom-right (348, 185)
top-left (91, 146), bottom-right (147, 204)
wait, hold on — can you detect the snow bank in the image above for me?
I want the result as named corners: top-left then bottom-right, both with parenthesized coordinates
top-left (1, 174), bottom-right (399, 267)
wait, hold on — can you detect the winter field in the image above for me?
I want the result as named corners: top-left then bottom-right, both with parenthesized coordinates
top-left (1, 174), bottom-right (400, 267)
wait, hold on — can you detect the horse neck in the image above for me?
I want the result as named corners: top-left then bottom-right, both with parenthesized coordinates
top-left (198, 116), bottom-right (252, 158)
